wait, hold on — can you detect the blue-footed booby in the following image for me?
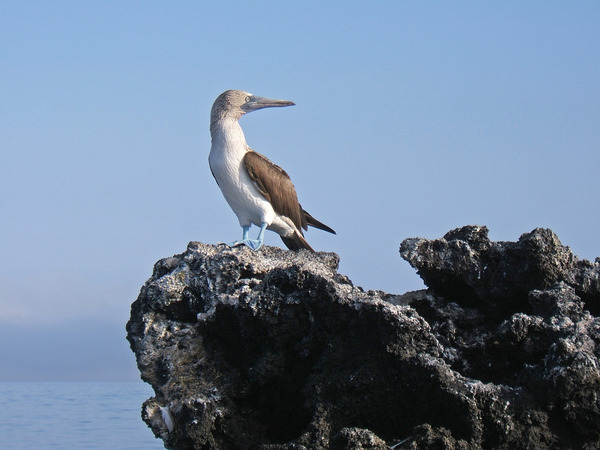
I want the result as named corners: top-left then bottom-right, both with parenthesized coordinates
top-left (209, 89), bottom-right (335, 251)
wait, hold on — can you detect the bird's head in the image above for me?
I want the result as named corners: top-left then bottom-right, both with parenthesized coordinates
top-left (211, 90), bottom-right (295, 123)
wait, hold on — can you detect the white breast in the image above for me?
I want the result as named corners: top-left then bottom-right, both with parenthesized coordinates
top-left (209, 120), bottom-right (276, 227)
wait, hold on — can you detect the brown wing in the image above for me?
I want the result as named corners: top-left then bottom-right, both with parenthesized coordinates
top-left (243, 151), bottom-right (307, 232)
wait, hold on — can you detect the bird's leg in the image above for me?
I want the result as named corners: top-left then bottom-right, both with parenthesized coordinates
top-left (256, 222), bottom-right (267, 242)
top-left (231, 223), bottom-right (267, 250)
top-left (241, 225), bottom-right (250, 241)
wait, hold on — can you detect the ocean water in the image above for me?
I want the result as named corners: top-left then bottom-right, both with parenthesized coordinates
top-left (0, 382), bottom-right (164, 449)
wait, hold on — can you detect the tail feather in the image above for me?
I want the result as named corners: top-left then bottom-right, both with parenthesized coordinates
top-left (281, 231), bottom-right (315, 252)
top-left (302, 209), bottom-right (336, 234)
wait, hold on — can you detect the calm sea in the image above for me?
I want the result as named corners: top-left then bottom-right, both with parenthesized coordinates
top-left (0, 382), bottom-right (164, 449)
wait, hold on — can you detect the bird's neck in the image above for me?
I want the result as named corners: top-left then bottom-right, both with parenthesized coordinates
top-left (210, 117), bottom-right (248, 153)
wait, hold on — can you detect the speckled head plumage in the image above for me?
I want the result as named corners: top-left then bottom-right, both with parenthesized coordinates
top-left (210, 90), bottom-right (251, 123)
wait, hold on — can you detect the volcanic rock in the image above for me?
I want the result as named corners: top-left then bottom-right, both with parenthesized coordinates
top-left (127, 227), bottom-right (600, 449)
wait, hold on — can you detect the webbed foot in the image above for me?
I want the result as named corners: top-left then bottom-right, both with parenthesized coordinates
top-left (231, 239), bottom-right (263, 250)
top-left (230, 223), bottom-right (267, 251)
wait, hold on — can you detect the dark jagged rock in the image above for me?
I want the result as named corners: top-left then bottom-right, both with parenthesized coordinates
top-left (399, 226), bottom-right (578, 309)
top-left (127, 227), bottom-right (600, 449)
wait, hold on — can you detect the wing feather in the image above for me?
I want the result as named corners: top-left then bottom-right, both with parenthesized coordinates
top-left (243, 151), bottom-right (307, 231)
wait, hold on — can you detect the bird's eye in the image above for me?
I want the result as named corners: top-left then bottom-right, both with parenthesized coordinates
top-left (245, 96), bottom-right (251, 103)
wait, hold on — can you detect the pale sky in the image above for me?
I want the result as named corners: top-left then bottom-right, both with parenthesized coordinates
top-left (1, 1), bottom-right (599, 380)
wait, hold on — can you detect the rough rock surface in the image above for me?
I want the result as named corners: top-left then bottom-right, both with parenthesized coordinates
top-left (127, 227), bottom-right (600, 449)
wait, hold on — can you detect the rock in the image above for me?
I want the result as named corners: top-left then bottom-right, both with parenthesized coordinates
top-left (399, 226), bottom-right (577, 309)
top-left (330, 427), bottom-right (388, 449)
top-left (127, 228), bottom-right (600, 449)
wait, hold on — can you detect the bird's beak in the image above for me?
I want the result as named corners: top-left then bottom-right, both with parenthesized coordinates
top-left (242, 95), bottom-right (295, 113)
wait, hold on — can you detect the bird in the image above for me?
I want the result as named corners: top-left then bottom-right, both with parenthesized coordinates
top-left (208, 89), bottom-right (335, 251)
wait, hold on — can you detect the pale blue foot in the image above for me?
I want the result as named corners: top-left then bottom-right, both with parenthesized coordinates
top-left (231, 238), bottom-right (263, 250)
top-left (230, 223), bottom-right (267, 250)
